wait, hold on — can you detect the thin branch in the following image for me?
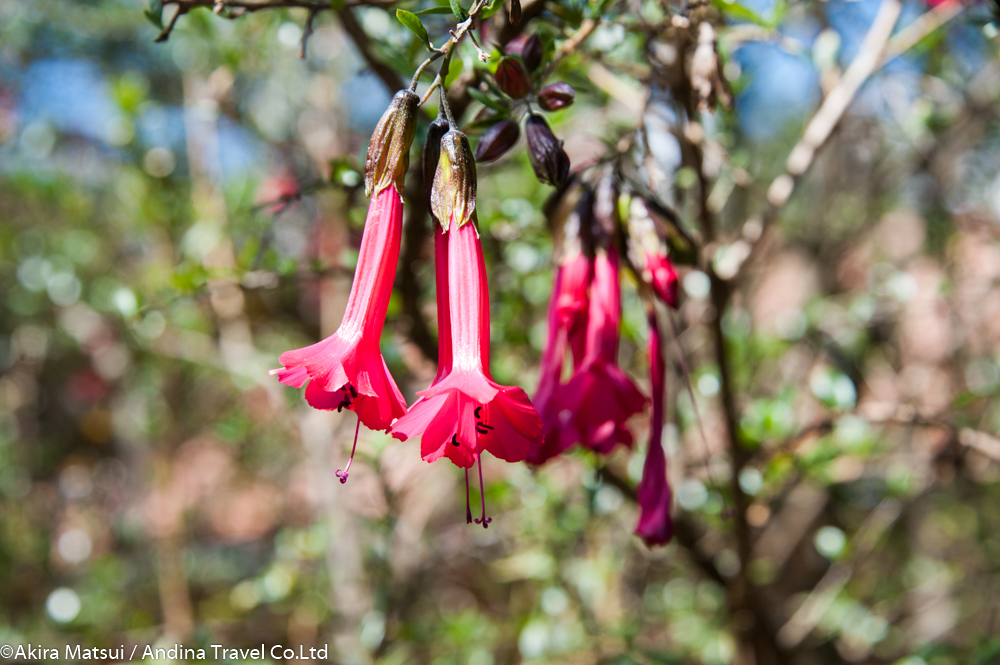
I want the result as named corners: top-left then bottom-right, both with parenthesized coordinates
top-left (299, 7), bottom-right (318, 59)
top-left (336, 6), bottom-right (406, 92)
top-left (543, 17), bottom-right (599, 78)
top-left (154, 0), bottom-right (391, 42)
top-left (730, 0), bottom-right (967, 282)
top-left (154, 5), bottom-right (189, 42)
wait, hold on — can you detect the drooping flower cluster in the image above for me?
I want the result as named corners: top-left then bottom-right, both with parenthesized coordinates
top-left (526, 177), bottom-right (680, 546)
top-left (528, 179), bottom-right (647, 463)
top-left (273, 94), bottom-right (542, 525)
top-left (273, 90), bottom-right (677, 542)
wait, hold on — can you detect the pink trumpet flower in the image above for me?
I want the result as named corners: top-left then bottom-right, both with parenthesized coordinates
top-left (526, 252), bottom-right (591, 465)
top-left (561, 245), bottom-right (647, 453)
top-left (392, 130), bottom-right (543, 526)
top-left (271, 90), bottom-right (419, 483)
top-left (635, 309), bottom-right (673, 546)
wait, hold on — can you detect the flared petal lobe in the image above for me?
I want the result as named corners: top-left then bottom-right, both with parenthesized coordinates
top-left (636, 310), bottom-right (673, 545)
top-left (271, 185), bottom-right (407, 431)
top-left (392, 216), bottom-right (542, 467)
top-left (567, 247), bottom-right (647, 453)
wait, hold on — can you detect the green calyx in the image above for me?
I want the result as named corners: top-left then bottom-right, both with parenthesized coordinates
top-left (431, 129), bottom-right (477, 231)
top-left (365, 89), bottom-right (420, 198)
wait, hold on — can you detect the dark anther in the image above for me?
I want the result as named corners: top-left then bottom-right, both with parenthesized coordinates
top-left (476, 423), bottom-right (494, 435)
top-left (474, 406), bottom-right (483, 419)
top-left (451, 434), bottom-right (460, 447)
top-left (349, 385), bottom-right (358, 398)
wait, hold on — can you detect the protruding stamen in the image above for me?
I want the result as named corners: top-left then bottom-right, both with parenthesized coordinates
top-left (464, 468), bottom-right (473, 524)
top-left (335, 417), bottom-right (362, 484)
top-left (451, 434), bottom-right (460, 447)
top-left (473, 454), bottom-right (492, 528)
top-left (474, 406), bottom-right (482, 419)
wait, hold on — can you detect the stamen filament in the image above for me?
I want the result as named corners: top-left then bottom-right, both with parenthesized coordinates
top-left (335, 416), bottom-right (362, 484)
top-left (473, 452), bottom-right (492, 528)
top-left (465, 467), bottom-right (473, 524)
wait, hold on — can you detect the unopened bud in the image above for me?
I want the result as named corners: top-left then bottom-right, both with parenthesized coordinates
top-left (525, 114), bottom-right (570, 187)
top-left (431, 130), bottom-right (477, 230)
top-left (506, 34), bottom-right (543, 72)
top-left (495, 57), bottom-right (531, 99)
top-left (509, 0), bottom-right (521, 25)
top-left (538, 82), bottom-right (575, 111)
top-left (474, 119), bottom-right (520, 163)
top-left (423, 112), bottom-right (450, 211)
top-left (365, 89), bottom-right (420, 198)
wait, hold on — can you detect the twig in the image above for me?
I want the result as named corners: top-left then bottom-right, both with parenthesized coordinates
top-left (730, 0), bottom-right (967, 282)
top-left (543, 18), bottom-right (599, 78)
top-left (154, 5), bottom-right (189, 42)
top-left (336, 7), bottom-right (406, 92)
top-left (299, 8), bottom-right (318, 59)
top-left (153, 0), bottom-right (391, 42)
top-left (410, 52), bottom-right (445, 91)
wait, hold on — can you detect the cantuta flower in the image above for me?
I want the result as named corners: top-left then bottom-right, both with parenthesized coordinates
top-left (392, 129), bottom-right (543, 526)
top-left (558, 180), bottom-right (646, 454)
top-left (270, 90), bottom-right (419, 482)
top-left (635, 309), bottom-right (673, 546)
top-left (527, 190), bottom-right (594, 465)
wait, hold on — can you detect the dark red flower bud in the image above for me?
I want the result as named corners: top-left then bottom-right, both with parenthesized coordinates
top-left (538, 82), bottom-right (575, 111)
top-left (474, 119), bottom-right (520, 163)
top-left (507, 34), bottom-right (543, 72)
top-left (495, 57), bottom-right (531, 99)
top-left (504, 34), bottom-right (529, 56)
top-left (525, 114), bottom-right (570, 187)
top-left (509, 0), bottom-right (521, 25)
top-left (423, 111), bottom-right (450, 211)
top-left (521, 34), bottom-right (543, 72)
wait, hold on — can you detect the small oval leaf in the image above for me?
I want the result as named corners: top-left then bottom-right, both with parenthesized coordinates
top-left (396, 9), bottom-right (432, 50)
top-left (449, 0), bottom-right (469, 21)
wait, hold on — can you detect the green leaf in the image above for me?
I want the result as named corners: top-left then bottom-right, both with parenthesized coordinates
top-left (396, 9), bottom-right (432, 49)
top-left (144, 0), bottom-right (163, 29)
top-left (467, 87), bottom-right (507, 111)
top-left (479, 0), bottom-right (505, 19)
top-left (330, 0), bottom-right (346, 10)
top-left (449, 0), bottom-right (469, 21)
top-left (413, 6), bottom-right (454, 14)
top-left (444, 56), bottom-right (464, 87)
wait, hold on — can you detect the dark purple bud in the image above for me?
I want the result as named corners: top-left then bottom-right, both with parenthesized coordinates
top-left (423, 112), bottom-right (450, 211)
top-left (474, 119), bottom-right (520, 163)
top-left (538, 82), bottom-right (575, 111)
top-left (525, 114), bottom-right (570, 187)
top-left (521, 34), bottom-right (543, 72)
top-left (505, 34), bottom-right (543, 72)
top-left (509, 0), bottom-right (521, 25)
top-left (504, 33), bottom-right (529, 56)
top-left (495, 57), bottom-right (531, 100)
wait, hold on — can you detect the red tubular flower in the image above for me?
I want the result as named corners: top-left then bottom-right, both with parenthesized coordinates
top-left (271, 90), bottom-right (419, 482)
top-left (527, 193), bottom-right (594, 465)
top-left (392, 129), bottom-right (543, 526)
top-left (561, 245), bottom-right (647, 453)
top-left (635, 309), bottom-right (673, 546)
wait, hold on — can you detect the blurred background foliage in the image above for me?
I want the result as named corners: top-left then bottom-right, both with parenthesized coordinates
top-left (1, 0), bottom-right (1000, 664)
